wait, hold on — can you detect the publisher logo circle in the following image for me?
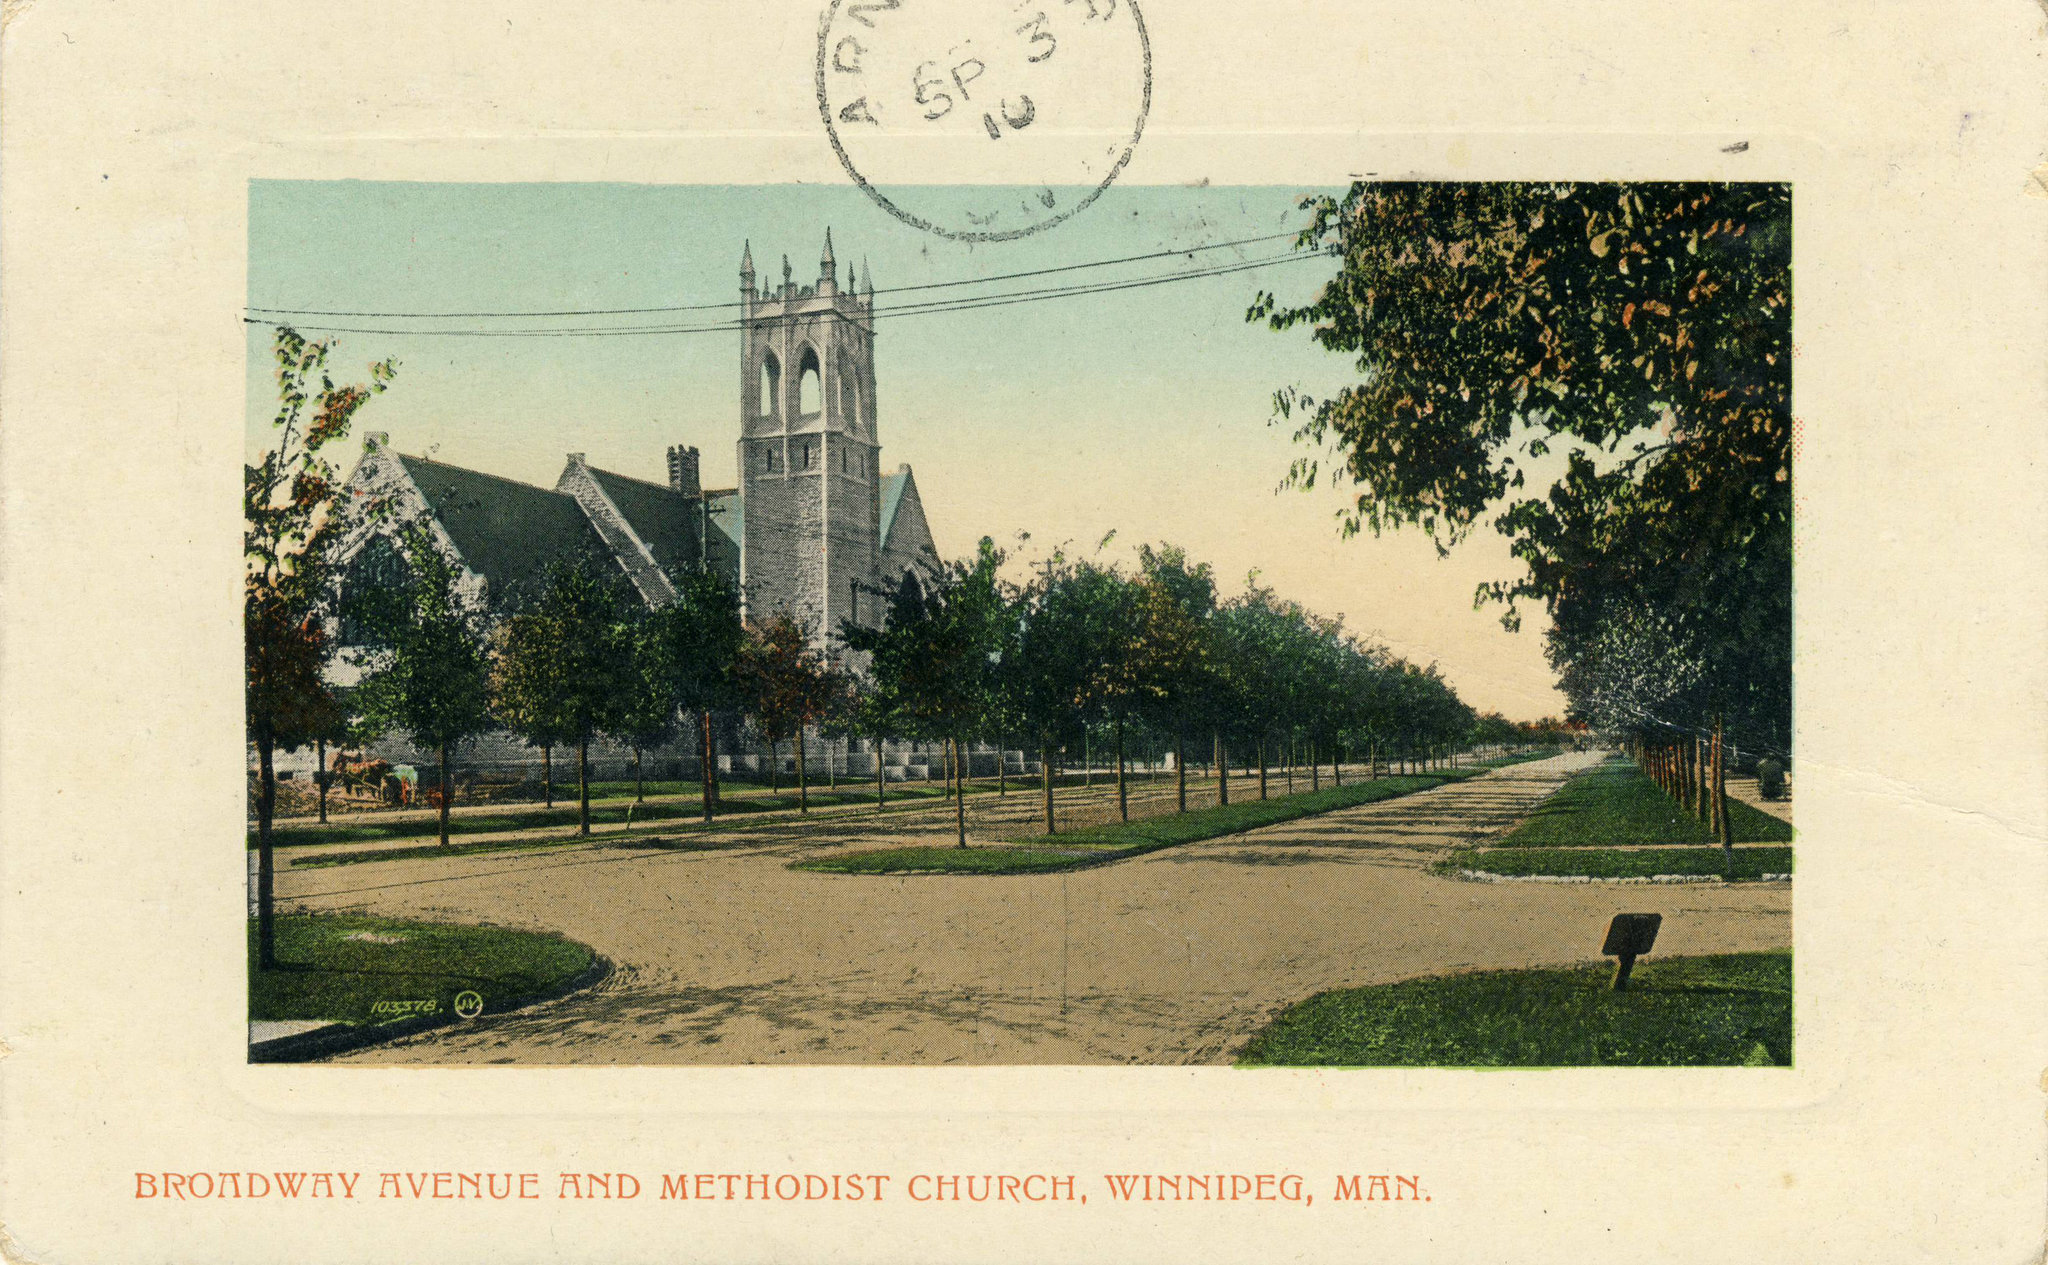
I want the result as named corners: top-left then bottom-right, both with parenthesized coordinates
top-left (453, 991), bottom-right (484, 1020)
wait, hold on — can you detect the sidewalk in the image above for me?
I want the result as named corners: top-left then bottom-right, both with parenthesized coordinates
top-left (1724, 773), bottom-right (1793, 824)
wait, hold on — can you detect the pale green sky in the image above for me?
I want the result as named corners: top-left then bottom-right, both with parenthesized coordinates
top-left (247, 181), bottom-right (1568, 719)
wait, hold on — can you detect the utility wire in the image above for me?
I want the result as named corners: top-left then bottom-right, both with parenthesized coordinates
top-left (243, 229), bottom-right (1307, 321)
top-left (243, 249), bottom-right (1332, 339)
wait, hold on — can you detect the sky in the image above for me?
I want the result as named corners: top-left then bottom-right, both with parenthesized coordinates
top-left (246, 180), bottom-right (1569, 720)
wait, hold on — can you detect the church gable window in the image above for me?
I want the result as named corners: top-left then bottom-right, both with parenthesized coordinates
top-left (337, 534), bottom-right (414, 647)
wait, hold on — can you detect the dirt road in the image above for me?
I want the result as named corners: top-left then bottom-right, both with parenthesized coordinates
top-left (278, 751), bottom-right (1791, 1065)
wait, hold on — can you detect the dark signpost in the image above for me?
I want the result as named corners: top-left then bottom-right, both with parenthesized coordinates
top-left (1601, 913), bottom-right (1663, 991)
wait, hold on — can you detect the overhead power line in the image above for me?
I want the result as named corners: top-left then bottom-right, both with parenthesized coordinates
top-left (242, 248), bottom-right (1333, 339)
top-left (244, 229), bottom-right (1309, 321)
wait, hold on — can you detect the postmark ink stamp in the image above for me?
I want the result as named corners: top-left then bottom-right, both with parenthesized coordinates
top-left (817, 0), bottom-right (1151, 240)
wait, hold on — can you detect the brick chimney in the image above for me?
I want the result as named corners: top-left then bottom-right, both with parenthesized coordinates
top-left (666, 444), bottom-right (701, 498)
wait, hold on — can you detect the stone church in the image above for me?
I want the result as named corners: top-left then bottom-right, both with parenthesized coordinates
top-left (336, 230), bottom-right (936, 646)
top-left (317, 232), bottom-right (953, 780)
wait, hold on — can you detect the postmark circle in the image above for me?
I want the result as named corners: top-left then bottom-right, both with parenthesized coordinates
top-left (816, 0), bottom-right (1151, 241)
top-left (452, 990), bottom-right (484, 1020)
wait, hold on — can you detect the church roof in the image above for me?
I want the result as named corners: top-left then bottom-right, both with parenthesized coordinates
top-left (879, 469), bottom-right (910, 550)
top-left (394, 453), bottom-right (607, 608)
top-left (704, 487), bottom-right (741, 574)
top-left (583, 465), bottom-right (702, 576)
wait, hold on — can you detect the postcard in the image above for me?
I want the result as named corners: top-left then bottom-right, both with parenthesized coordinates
top-left (2, 1), bottom-right (2043, 1261)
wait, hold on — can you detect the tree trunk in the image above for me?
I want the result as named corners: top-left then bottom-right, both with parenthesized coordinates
top-left (953, 736), bottom-right (968, 848)
top-left (1116, 718), bottom-right (1128, 822)
top-left (577, 740), bottom-right (591, 835)
top-left (1083, 729), bottom-right (1092, 788)
top-left (1042, 737), bottom-right (1056, 835)
top-left (255, 733), bottom-right (278, 969)
top-left (797, 727), bottom-right (809, 814)
top-left (1715, 714), bottom-right (1734, 875)
top-left (634, 745), bottom-right (645, 803)
top-left (1333, 743), bottom-right (1343, 787)
top-left (769, 739), bottom-right (779, 793)
top-left (315, 736), bottom-right (329, 824)
top-left (1257, 737), bottom-right (1268, 800)
top-left (543, 743), bottom-right (554, 808)
top-left (829, 738), bottom-right (838, 792)
top-left (998, 737), bottom-right (1007, 796)
top-left (1286, 736), bottom-right (1295, 793)
top-left (700, 710), bottom-right (716, 825)
top-left (1311, 741), bottom-right (1320, 792)
top-left (1175, 730), bottom-right (1187, 813)
top-left (438, 741), bottom-right (452, 847)
top-left (875, 734), bottom-right (887, 809)
top-left (1216, 732), bottom-right (1229, 807)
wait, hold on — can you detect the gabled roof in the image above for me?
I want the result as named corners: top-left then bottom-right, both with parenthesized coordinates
top-left (583, 465), bottom-right (702, 576)
top-left (394, 454), bottom-right (607, 609)
top-left (703, 488), bottom-right (741, 576)
top-left (879, 468), bottom-right (910, 551)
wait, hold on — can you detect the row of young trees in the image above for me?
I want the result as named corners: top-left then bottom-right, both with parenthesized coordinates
top-left (840, 538), bottom-right (1482, 847)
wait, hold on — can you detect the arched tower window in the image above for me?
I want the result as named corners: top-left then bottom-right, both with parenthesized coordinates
top-left (759, 351), bottom-right (781, 417)
top-left (797, 345), bottom-right (821, 416)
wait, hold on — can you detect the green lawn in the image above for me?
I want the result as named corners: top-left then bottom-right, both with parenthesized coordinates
top-left (1442, 845), bottom-right (1793, 881)
top-left (249, 914), bottom-right (597, 1027)
top-left (1237, 951), bottom-right (1791, 1067)
top-left (1497, 757), bottom-right (1791, 847)
top-left (256, 780), bottom-right (983, 850)
top-left (793, 768), bottom-right (1499, 876)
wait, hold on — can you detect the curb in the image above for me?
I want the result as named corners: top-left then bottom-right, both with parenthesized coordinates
top-left (248, 953), bottom-right (613, 1064)
top-left (1455, 870), bottom-right (1792, 885)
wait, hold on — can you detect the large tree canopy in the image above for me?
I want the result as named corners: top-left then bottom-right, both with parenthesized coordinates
top-left (1252, 181), bottom-right (1791, 752)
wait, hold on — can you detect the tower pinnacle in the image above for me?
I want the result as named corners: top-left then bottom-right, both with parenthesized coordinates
top-left (739, 239), bottom-right (754, 279)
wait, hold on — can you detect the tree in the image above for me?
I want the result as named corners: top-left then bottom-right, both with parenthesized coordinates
top-left (738, 614), bottom-right (837, 812)
top-left (842, 539), bottom-right (1010, 845)
top-left (1132, 544), bottom-right (1217, 814)
top-left (1008, 551), bottom-right (1132, 834)
top-left (245, 326), bottom-right (395, 968)
top-left (643, 565), bottom-right (746, 823)
top-left (524, 558), bottom-right (637, 834)
top-left (616, 621), bottom-right (681, 804)
top-left (1252, 181), bottom-right (1791, 763)
top-left (347, 527), bottom-right (493, 847)
top-left (489, 613), bottom-right (569, 807)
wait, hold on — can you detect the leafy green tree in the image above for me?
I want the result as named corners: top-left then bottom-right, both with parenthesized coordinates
top-left (347, 527), bottom-right (493, 847)
top-left (1131, 544), bottom-right (1217, 813)
top-left (1007, 551), bottom-right (1134, 834)
top-left (244, 325), bottom-right (395, 967)
top-left (490, 613), bottom-right (571, 807)
top-left (842, 539), bottom-right (1010, 845)
top-left (643, 565), bottom-right (746, 822)
top-left (526, 558), bottom-right (638, 834)
top-left (738, 614), bottom-right (838, 811)
top-left (616, 622), bottom-right (681, 804)
top-left (1252, 181), bottom-right (1791, 761)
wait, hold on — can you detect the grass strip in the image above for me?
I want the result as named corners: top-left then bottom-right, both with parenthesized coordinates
top-left (792, 769), bottom-right (1495, 875)
top-left (258, 781), bottom-right (981, 850)
top-left (1495, 757), bottom-right (1791, 847)
top-left (249, 914), bottom-right (596, 1027)
top-left (1439, 845), bottom-right (1793, 881)
top-left (1237, 951), bottom-right (1791, 1067)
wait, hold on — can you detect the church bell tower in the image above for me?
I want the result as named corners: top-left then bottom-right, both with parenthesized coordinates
top-left (736, 230), bottom-right (881, 642)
